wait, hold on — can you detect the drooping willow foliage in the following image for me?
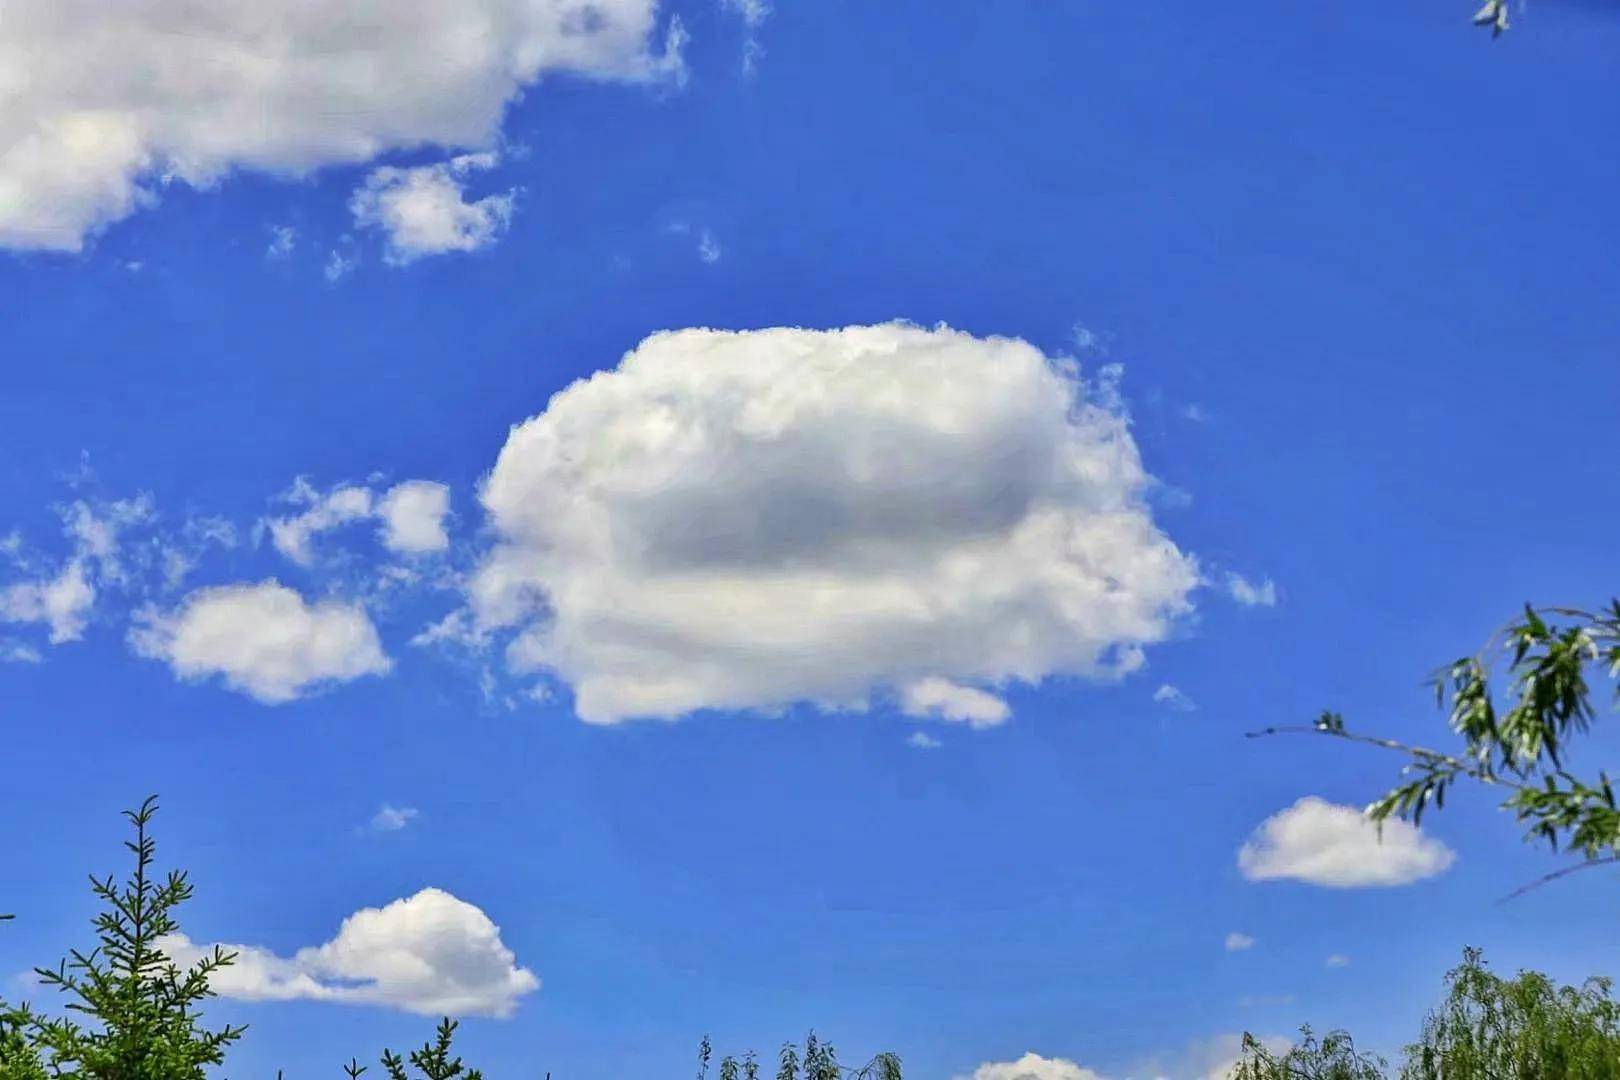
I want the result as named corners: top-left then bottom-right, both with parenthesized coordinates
top-left (1254, 601), bottom-right (1620, 898)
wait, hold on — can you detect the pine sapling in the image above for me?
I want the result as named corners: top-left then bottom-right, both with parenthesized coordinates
top-left (27, 796), bottom-right (245, 1079)
top-left (380, 1017), bottom-right (484, 1080)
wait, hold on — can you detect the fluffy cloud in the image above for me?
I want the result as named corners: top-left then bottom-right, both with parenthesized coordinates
top-left (1, 560), bottom-right (94, 643)
top-left (351, 154), bottom-right (516, 264)
top-left (1224, 931), bottom-right (1255, 952)
top-left (159, 888), bottom-right (538, 1017)
top-left (266, 478), bottom-right (451, 563)
top-left (468, 323), bottom-right (1198, 723)
top-left (129, 580), bottom-right (391, 703)
top-left (1238, 796), bottom-right (1456, 888)
top-left (378, 481), bottom-right (453, 555)
top-left (0, 0), bottom-right (683, 251)
top-left (954, 1053), bottom-right (1106, 1080)
top-left (1224, 572), bottom-right (1277, 607)
top-left (900, 677), bottom-right (1012, 727)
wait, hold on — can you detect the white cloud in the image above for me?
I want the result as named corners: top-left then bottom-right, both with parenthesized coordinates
top-left (1326, 953), bottom-right (1351, 968)
top-left (1224, 932), bottom-right (1255, 952)
top-left (468, 323), bottom-right (1198, 724)
top-left (266, 482), bottom-right (375, 566)
top-left (1, 559), bottom-right (95, 643)
top-left (0, 637), bottom-right (43, 663)
top-left (265, 478), bottom-right (450, 564)
top-left (266, 225), bottom-right (296, 260)
top-left (721, 0), bottom-right (769, 75)
top-left (906, 731), bottom-right (942, 750)
top-left (351, 154), bottom-right (516, 264)
top-left (1238, 796), bottom-right (1456, 888)
top-left (159, 887), bottom-right (537, 1018)
top-left (378, 481), bottom-right (452, 556)
top-left (900, 677), bottom-right (1011, 728)
top-left (324, 248), bottom-right (358, 284)
top-left (0, 0), bottom-right (684, 251)
top-left (1225, 572), bottom-right (1277, 608)
top-left (722, 0), bottom-right (771, 28)
top-left (365, 805), bottom-right (420, 834)
top-left (0, 494), bottom-right (170, 647)
top-left (129, 580), bottom-right (391, 703)
top-left (696, 228), bottom-right (722, 264)
top-left (954, 1053), bottom-right (1106, 1080)
top-left (1153, 683), bottom-right (1195, 712)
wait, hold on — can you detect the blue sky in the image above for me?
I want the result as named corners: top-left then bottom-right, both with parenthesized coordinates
top-left (3, 2), bottom-right (1619, 1077)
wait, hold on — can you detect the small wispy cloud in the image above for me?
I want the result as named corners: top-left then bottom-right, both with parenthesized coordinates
top-left (1225, 931), bottom-right (1255, 952)
top-left (721, 0), bottom-right (770, 75)
top-left (1225, 572), bottom-right (1278, 608)
top-left (907, 731), bottom-right (943, 750)
top-left (697, 228), bottom-right (721, 264)
top-left (0, 638), bottom-right (42, 664)
top-left (324, 248), bottom-right (357, 284)
top-left (1326, 953), bottom-right (1351, 968)
top-left (1070, 321), bottom-right (1111, 357)
top-left (1153, 683), bottom-right (1196, 712)
top-left (266, 225), bottom-right (297, 260)
top-left (667, 221), bottom-right (723, 264)
top-left (363, 804), bottom-right (420, 834)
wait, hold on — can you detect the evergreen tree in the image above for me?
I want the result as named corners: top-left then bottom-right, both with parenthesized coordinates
top-left (0, 917), bottom-right (47, 1080)
top-left (26, 796), bottom-right (245, 1079)
top-left (380, 1018), bottom-right (485, 1080)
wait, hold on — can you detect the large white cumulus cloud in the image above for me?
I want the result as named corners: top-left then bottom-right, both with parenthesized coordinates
top-left (0, 0), bottom-right (681, 250)
top-left (160, 888), bottom-right (539, 1017)
top-left (468, 322), bottom-right (1198, 723)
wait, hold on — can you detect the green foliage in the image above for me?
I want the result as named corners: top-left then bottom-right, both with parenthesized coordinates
top-left (708, 1033), bottom-right (900, 1080)
top-left (380, 1018), bottom-right (485, 1080)
top-left (1257, 602), bottom-right (1620, 894)
top-left (777, 1041), bottom-right (800, 1080)
top-left (0, 917), bottom-right (47, 1080)
top-left (25, 796), bottom-right (246, 1079)
top-left (1401, 948), bottom-right (1620, 1079)
top-left (1229, 1025), bottom-right (1386, 1080)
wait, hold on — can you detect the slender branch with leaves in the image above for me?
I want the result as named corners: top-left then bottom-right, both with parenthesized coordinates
top-left (1230, 1025), bottom-right (1387, 1080)
top-left (1252, 602), bottom-right (1620, 895)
